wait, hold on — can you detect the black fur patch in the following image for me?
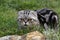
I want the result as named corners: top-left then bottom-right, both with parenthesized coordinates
top-left (36, 8), bottom-right (58, 29)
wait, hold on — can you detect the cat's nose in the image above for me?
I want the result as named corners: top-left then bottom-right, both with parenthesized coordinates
top-left (24, 24), bottom-right (27, 26)
top-left (24, 22), bottom-right (28, 26)
top-left (25, 22), bottom-right (27, 23)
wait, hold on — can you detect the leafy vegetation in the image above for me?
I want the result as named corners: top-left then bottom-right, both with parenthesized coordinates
top-left (0, 0), bottom-right (60, 40)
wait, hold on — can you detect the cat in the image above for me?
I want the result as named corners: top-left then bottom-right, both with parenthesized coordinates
top-left (17, 10), bottom-right (39, 29)
top-left (36, 8), bottom-right (59, 30)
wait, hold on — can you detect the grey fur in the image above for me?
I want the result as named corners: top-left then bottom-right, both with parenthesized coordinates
top-left (17, 10), bottom-right (39, 29)
top-left (36, 8), bottom-right (59, 30)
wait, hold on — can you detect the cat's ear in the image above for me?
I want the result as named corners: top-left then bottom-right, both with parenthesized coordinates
top-left (18, 10), bottom-right (24, 16)
top-left (17, 10), bottom-right (24, 18)
top-left (30, 11), bottom-right (37, 17)
top-left (29, 11), bottom-right (38, 20)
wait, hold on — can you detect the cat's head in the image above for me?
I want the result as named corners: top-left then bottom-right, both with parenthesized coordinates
top-left (17, 10), bottom-right (39, 27)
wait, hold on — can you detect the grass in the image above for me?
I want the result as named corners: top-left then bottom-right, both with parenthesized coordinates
top-left (0, 0), bottom-right (60, 40)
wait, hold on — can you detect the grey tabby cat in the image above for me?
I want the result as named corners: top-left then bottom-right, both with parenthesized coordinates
top-left (17, 10), bottom-right (39, 29)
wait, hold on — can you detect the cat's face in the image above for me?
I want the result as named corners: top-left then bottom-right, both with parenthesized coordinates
top-left (18, 10), bottom-right (39, 27)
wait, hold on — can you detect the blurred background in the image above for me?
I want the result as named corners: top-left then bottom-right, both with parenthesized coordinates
top-left (0, 0), bottom-right (60, 39)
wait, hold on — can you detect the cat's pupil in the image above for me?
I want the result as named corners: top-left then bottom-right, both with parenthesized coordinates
top-left (21, 18), bottom-right (24, 21)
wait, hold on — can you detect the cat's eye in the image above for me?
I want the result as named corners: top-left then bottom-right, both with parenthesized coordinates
top-left (30, 19), bottom-right (35, 21)
top-left (28, 19), bottom-right (32, 21)
top-left (20, 18), bottom-right (24, 21)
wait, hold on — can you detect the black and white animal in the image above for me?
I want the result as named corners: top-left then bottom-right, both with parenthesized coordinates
top-left (17, 10), bottom-right (39, 29)
top-left (36, 8), bottom-right (59, 30)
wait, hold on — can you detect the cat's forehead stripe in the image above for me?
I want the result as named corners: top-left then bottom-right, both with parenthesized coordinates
top-left (24, 10), bottom-right (30, 15)
top-left (24, 10), bottom-right (30, 18)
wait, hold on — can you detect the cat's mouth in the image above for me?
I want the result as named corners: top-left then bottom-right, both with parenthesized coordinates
top-left (24, 24), bottom-right (28, 26)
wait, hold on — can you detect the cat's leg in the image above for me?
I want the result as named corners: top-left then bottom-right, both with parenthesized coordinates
top-left (52, 19), bottom-right (59, 31)
top-left (17, 20), bottom-right (22, 30)
top-left (44, 23), bottom-right (49, 30)
top-left (52, 15), bottom-right (59, 31)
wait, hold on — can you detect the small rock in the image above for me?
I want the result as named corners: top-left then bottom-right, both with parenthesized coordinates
top-left (21, 31), bottom-right (46, 40)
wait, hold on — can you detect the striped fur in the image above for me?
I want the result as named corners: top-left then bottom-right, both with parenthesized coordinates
top-left (36, 8), bottom-right (59, 30)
